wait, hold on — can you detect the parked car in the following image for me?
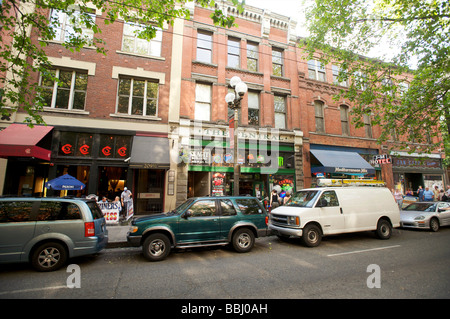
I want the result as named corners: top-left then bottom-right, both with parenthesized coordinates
top-left (127, 196), bottom-right (269, 261)
top-left (400, 201), bottom-right (450, 232)
top-left (269, 186), bottom-right (400, 247)
top-left (0, 197), bottom-right (108, 271)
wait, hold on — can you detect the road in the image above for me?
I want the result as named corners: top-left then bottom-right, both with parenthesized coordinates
top-left (1, 228), bottom-right (449, 300)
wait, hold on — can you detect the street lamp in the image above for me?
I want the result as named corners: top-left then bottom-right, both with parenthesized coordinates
top-left (225, 76), bottom-right (248, 196)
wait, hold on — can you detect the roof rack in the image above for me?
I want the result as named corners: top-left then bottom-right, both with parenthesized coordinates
top-left (317, 179), bottom-right (386, 187)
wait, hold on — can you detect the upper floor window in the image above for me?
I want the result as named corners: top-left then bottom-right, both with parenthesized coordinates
top-left (39, 69), bottom-right (88, 110)
top-left (340, 105), bottom-right (350, 136)
top-left (227, 37), bottom-right (240, 68)
top-left (274, 95), bottom-right (286, 129)
top-left (122, 22), bottom-right (162, 57)
top-left (197, 30), bottom-right (213, 63)
top-left (314, 101), bottom-right (325, 133)
top-left (247, 42), bottom-right (259, 72)
top-left (50, 9), bottom-right (95, 42)
top-left (272, 48), bottom-right (283, 77)
top-left (195, 83), bottom-right (211, 121)
top-left (332, 65), bottom-right (348, 87)
top-left (364, 114), bottom-right (373, 138)
top-left (117, 77), bottom-right (159, 116)
top-left (248, 91), bottom-right (259, 126)
top-left (308, 60), bottom-right (326, 82)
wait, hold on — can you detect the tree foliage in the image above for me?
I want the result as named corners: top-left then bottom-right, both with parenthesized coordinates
top-left (0, 0), bottom-right (244, 125)
top-left (302, 0), bottom-right (449, 159)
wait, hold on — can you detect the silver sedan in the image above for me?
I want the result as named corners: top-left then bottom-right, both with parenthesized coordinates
top-left (400, 201), bottom-right (450, 232)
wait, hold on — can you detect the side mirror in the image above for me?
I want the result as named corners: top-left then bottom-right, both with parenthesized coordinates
top-left (182, 210), bottom-right (192, 219)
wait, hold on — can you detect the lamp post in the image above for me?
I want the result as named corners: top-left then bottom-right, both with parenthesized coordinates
top-left (225, 76), bottom-right (248, 196)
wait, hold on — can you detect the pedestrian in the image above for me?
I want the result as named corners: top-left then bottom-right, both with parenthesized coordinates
top-left (433, 186), bottom-right (440, 202)
top-left (113, 196), bottom-right (122, 213)
top-left (417, 186), bottom-right (424, 201)
top-left (270, 189), bottom-right (280, 210)
top-left (423, 187), bottom-right (434, 201)
top-left (121, 187), bottom-right (133, 218)
top-left (283, 191), bottom-right (291, 205)
top-left (393, 188), bottom-right (403, 208)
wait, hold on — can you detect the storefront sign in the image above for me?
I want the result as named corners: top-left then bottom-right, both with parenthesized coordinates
top-left (97, 201), bottom-right (121, 225)
top-left (393, 156), bottom-right (441, 169)
top-left (335, 167), bottom-right (369, 174)
top-left (191, 127), bottom-right (295, 143)
top-left (371, 154), bottom-right (392, 165)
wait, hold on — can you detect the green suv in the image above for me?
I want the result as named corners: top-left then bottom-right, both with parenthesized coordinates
top-left (127, 196), bottom-right (268, 261)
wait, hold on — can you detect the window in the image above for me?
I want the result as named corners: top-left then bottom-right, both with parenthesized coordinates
top-left (220, 200), bottom-right (237, 216)
top-left (247, 42), bottom-right (259, 72)
top-left (332, 65), bottom-right (348, 87)
top-left (99, 135), bottom-right (132, 159)
top-left (37, 202), bottom-right (81, 221)
top-left (189, 200), bottom-right (216, 217)
top-left (58, 132), bottom-right (93, 157)
top-left (308, 60), bottom-right (326, 82)
top-left (272, 48), bottom-right (283, 76)
top-left (40, 69), bottom-right (88, 110)
top-left (50, 9), bottom-right (95, 42)
top-left (197, 30), bottom-right (213, 63)
top-left (195, 83), bottom-right (211, 121)
top-left (227, 37), bottom-right (240, 68)
top-left (248, 91), bottom-right (259, 126)
top-left (122, 22), bottom-right (162, 57)
top-left (314, 101), bottom-right (325, 133)
top-left (0, 201), bottom-right (34, 223)
top-left (274, 95), bottom-right (286, 129)
top-left (117, 77), bottom-right (159, 116)
top-left (364, 114), bottom-right (373, 138)
top-left (235, 199), bottom-right (263, 215)
top-left (340, 105), bottom-right (350, 136)
top-left (317, 191), bottom-right (339, 207)
top-left (353, 71), bottom-right (367, 91)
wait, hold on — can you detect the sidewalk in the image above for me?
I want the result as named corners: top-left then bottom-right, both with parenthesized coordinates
top-left (106, 224), bottom-right (130, 248)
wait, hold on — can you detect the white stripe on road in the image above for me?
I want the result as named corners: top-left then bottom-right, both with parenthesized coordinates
top-left (327, 245), bottom-right (401, 257)
top-left (0, 285), bottom-right (68, 296)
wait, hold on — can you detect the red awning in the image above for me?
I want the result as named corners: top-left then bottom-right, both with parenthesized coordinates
top-left (0, 124), bottom-right (54, 160)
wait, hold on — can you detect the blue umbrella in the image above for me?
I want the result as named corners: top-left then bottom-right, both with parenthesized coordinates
top-left (45, 174), bottom-right (85, 190)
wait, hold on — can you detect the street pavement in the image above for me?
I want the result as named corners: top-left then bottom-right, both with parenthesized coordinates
top-left (106, 225), bottom-right (130, 248)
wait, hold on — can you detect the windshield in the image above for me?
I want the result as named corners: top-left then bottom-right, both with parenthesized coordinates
top-left (285, 190), bottom-right (319, 208)
top-left (403, 202), bottom-right (436, 212)
top-left (173, 198), bottom-right (195, 214)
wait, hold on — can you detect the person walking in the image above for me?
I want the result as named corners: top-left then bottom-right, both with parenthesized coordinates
top-left (417, 186), bottom-right (424, 201)
top-left (121, 187), bottom-right (133, 219)
top-left (393, 188), bottom-right (403, 208)
top-left (270, 189), bottom-right (280, 211)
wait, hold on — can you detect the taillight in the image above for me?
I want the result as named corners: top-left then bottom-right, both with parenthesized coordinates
top-left (265, 216), bottom-right (269, 225)
top-left (85, 222), bottom-right (95, 237)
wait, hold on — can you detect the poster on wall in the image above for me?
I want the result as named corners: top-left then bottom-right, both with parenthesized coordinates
top-left (97, 201), bottom-right (121, 225)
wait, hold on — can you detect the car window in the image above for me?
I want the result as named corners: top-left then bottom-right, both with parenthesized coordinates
top-left (0, 201), bottom-right (34, 223)
top-left (37, 202), bottom-right (82, 221)
top-left (235, 198), bottom-right (262, 215)
top-left (87, 201), bottom-right (104, 219)
top-left (317, 191), bottom-right (339, 207)
top-left (220, 199), bottom-right (237, 216)
top-left (189, 200), bottom-right (216, 217)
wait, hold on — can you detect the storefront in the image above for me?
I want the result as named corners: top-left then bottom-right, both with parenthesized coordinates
top-left (309, 144), bottom-right (379, 185)
top-left (184, 125), bottom-right (299, 202)
top-left (391, 152), bottom-right (445, 194)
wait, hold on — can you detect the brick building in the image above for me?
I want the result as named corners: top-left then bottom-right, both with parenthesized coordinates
top-left (0, 1), bottom-right (446, 213)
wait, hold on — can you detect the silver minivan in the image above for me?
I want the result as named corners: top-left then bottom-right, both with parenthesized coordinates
top-left (0, 197), bottom-right (108, 271)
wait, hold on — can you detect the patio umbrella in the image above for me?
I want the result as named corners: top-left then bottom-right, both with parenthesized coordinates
top-left (45, 174), bottom-right (85, 190)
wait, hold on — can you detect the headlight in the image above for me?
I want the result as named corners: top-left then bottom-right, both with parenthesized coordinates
top-left (129, 226), bottom-right (139, 233)
top-left (287, 216), bottom-right (300, 226)
top-left (414, 215), bottom-right (425, 221)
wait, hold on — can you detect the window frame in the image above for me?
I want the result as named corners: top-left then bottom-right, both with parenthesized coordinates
top-left (340, 105), bottom-right (350, 136)
top-left (308, 60), bottom-right (326, 82)
top-left (116, 77), bottom-right (159, 117)
top-left (121, 22), bottom-right (163, 57)
top-left (227, 37), bottom-right (240, 68)
top-left (194, 83), bottom-right (212, 121)
top-left (196, 30), bottom-right (213, 63)
top-left (274, 94), bottom-right (286, 129)
top-left (50, 8), bottom-right (95, 42)
top-left (314, 101), bottom-right (325, 133)
top-left (246, 41), bottom-right (259, 72)
top-left (272, 48), bottom-right (284, 77)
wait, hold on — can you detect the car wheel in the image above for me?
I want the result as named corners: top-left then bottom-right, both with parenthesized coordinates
top-left (143, 233), bottom-right (171, 261)
top-left (31, 242), bottom-right (68, 272)
top-left (376, 219), bottom-right (392, 240)
top-left (302, 224), bottom-right (322, 247)
top-left (430, 218), bottom-right (440, 232)
top-left (232, 228), bottom-right (255, 253)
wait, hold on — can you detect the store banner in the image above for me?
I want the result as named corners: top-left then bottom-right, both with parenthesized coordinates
top-left (97, 201), bottom-right (121, 225)
top-left (125, 201), bottom-right (134, 221)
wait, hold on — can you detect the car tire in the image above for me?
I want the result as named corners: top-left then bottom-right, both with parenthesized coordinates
top-left (31, 242), bottom-right (68, 272)
top-left (232, 228), bottom-right (255, 253)
top-left (430, 218), bottom-right (440, 232)
top-left (143, 233), bottom-right (171, 261)
top-left (376, 219), bottom-right (392, 240)
top-left (302, 224), bottom-right (322, 247)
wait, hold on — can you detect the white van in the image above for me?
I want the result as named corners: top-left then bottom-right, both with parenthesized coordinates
top-left (269, 186), bottom-right (400, 247)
